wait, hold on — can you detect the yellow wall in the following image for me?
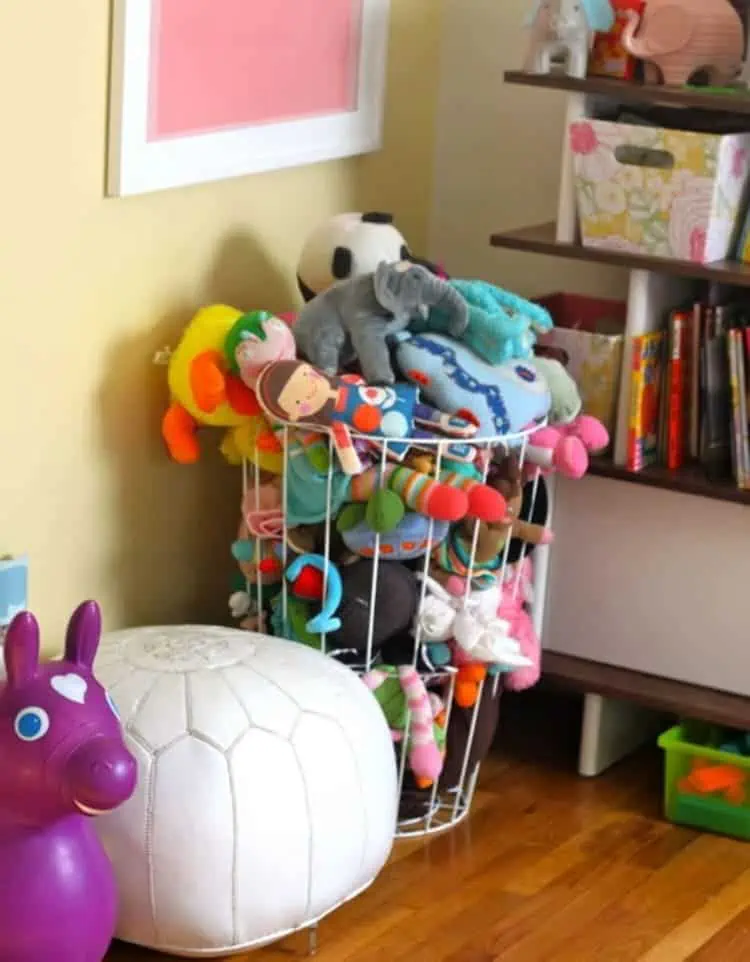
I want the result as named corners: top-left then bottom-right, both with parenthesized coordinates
top-left (430, 0), bottom-right (626, 300)
top-left (0, 1), bottom-right (441, 648)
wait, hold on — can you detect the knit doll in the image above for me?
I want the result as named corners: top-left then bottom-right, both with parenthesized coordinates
top-left (256, 359), bottom-right (478, 475)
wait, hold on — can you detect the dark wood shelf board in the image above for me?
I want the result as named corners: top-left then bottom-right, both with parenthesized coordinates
top-left (543, 652), bottom-right (750, 729)
top-left (587, 457), bottom-right (750, 506)
top-left (490, 222), bottom-right (750, 287)
top-left (504, 70), bottom-right (750, 115)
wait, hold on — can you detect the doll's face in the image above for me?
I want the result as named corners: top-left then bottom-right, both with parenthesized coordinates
top-left (277, 364), bottom-right (332, 420)
top-left (235, 316), bottom-right (296, 383)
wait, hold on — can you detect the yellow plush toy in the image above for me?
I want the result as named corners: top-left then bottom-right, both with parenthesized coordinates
top-left (161, 304), bottom-right (283, 472)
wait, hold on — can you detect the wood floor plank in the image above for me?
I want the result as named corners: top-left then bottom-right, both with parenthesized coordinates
top-left (687, 904), bottom-right (750, 959)
top-left (549, 835), bottom-right (750, 962)
top-left (457, 817), bottom-right (665, 961)
top-left (639, 869), bottom-right (750, 961)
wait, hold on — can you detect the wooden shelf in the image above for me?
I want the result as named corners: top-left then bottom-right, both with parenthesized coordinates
top-left (587, 457), bottom-right (750, 506)
top-left (504, 70), bottom-right (750, 115)
top-left (490, 222), bottom-right (750, 287)
top-left (543, 652), bottom-right (750, 729)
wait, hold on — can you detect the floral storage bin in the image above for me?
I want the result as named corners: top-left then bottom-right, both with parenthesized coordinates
top-left (569, 119), bottom-right (750, 264)
top-left (534, 293), bottom-right (625, 440)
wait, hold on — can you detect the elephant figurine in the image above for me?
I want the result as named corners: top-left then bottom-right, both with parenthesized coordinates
top-left (523, 0), bottom-right (615, 78)
top-left (622, 0), bottom-right (745, 87)
top-left (293, 260), bottom-right (469, 385)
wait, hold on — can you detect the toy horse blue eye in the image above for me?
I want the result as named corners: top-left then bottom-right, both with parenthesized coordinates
top-left (105, 691), bottom-right (120, 719)
top-left (14, 707), bottom-right (50, 742)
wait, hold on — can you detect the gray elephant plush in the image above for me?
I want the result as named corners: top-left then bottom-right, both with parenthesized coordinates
top-left (293, 260), bottom-right (469, 384)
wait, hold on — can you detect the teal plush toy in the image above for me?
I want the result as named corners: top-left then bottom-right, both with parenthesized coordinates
top-left (411, 279), bottom-right (553, 364)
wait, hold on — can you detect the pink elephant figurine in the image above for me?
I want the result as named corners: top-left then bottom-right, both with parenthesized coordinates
top-left (525, 414), bottom-right (609, 480)
top-left (622, 0), bottom-right (744, 87)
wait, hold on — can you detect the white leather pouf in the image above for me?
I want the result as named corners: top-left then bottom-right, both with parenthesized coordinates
top-left (93, 626), bottom-right (397, 958)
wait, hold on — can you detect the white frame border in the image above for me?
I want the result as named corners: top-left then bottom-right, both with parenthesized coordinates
top-left (107, 0), bottom-right (390, 197)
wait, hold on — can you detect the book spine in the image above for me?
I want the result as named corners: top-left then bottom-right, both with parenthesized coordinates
top-left (666, 313), bottom-right (685, 470)
top-left (699, 305), bottom-right (715, 461)
top-left (687, 302), bottom-right (701, 460)
top-left (737, 328), bottom-right (750, 489)
top-left (627, 336), bottom-right (644, 472)
top-left (728, 330), bottom-right (743, 487)
top-left (701, 325), bottom-right (733, 481)
top-left (658, 319), bottom-right (672, 464)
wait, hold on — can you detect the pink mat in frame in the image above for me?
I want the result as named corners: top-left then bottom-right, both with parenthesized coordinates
top-left (149, 0), bottom-right (363, 140)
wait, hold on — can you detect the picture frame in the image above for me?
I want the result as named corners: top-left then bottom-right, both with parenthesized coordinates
top-left (107, 0), bottom-right (390, 197)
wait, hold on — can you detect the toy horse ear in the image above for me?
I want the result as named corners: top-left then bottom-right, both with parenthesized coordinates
top-left (64, 601), bottom-right (102, 669)
top-left (4, 611), bottom-right (40, 688)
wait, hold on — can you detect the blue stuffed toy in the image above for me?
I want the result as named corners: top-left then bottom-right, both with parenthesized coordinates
top-left (394, 332), bottom-right (551, 440)
top-left (410, 279), bottom-right (553, 364)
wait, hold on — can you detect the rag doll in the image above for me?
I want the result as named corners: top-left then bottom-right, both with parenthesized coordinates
top-left (256, 358), bottom-right (477, 475)
top-left (293, 260), bottom-right (468, 385)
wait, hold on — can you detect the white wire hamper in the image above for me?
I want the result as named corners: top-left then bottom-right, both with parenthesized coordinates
top-left (236, 423), bottom-right (549, 840)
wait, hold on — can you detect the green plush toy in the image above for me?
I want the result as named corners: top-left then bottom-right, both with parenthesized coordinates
top-left (269, 594), bottom-right (324, 649)
top-left (530, 355), bottom-right (582, 425)
top-left (362, 665), bottom-right (447, 788)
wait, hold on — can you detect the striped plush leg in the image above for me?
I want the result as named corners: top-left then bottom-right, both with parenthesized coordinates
top-left (440, 471), bottom-right (506, 522)
top-left (398, 666), bottom-right (443, 783)
top-left (350, 466), bottom-right (468, 522)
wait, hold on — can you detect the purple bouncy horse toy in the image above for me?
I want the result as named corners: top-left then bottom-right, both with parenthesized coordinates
top-left (0, 601), bottom-right (137, 962)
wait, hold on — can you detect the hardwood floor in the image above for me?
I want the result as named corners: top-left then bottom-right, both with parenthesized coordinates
top-left (107, 692), bottom-right (750, 961)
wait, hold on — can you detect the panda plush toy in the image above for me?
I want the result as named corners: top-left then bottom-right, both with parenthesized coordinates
top-left (296, 211), bottom-right (442, 303)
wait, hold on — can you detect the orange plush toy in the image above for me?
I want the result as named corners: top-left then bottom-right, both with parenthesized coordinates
top-left (454, 661), bottom-right (488, 709)
top-left (161, 305), bottom-right (283, 471)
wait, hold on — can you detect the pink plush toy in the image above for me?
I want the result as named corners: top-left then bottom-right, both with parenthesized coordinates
top-left (441, 559), bottom-right (541, 692)
top-left (525, 414), bottom-right (609, 480)
top-left (498, 557), bottom-right (541, 692)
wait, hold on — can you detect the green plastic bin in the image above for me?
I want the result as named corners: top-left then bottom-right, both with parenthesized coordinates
top-left (659, 722), bottom-right (750, 841)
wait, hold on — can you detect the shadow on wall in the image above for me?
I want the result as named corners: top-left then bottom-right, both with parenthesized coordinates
top-left (97, 231), bottom-right (293, 629)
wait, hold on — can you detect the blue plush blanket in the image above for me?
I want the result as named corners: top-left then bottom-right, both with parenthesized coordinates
top-left (411, 279), bottom-right (553, 364)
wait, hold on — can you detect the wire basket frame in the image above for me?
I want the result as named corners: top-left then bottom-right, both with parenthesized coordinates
top-left (236, 421), bottom-right (547, 839)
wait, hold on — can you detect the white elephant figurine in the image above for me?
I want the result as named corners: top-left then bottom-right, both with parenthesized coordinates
top-left (523, 0), bottom-right (615, 79)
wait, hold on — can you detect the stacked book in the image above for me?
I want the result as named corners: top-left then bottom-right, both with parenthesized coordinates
top-left (626, 301), bottom-right (750, 487)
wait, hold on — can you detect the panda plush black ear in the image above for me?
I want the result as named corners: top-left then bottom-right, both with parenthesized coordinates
top-left (362, 211), bottom-right (394, 225)
top-left (331, 246), bottom-right (353, 280)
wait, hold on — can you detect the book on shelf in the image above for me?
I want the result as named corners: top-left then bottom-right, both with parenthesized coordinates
top-left (625, 297), bottom-right (750, 489)
top-left (626, 331), bottom-right (663, 472)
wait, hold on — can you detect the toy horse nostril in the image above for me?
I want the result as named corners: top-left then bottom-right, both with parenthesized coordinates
top-left (67, 739), bottom-right (137, 814)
